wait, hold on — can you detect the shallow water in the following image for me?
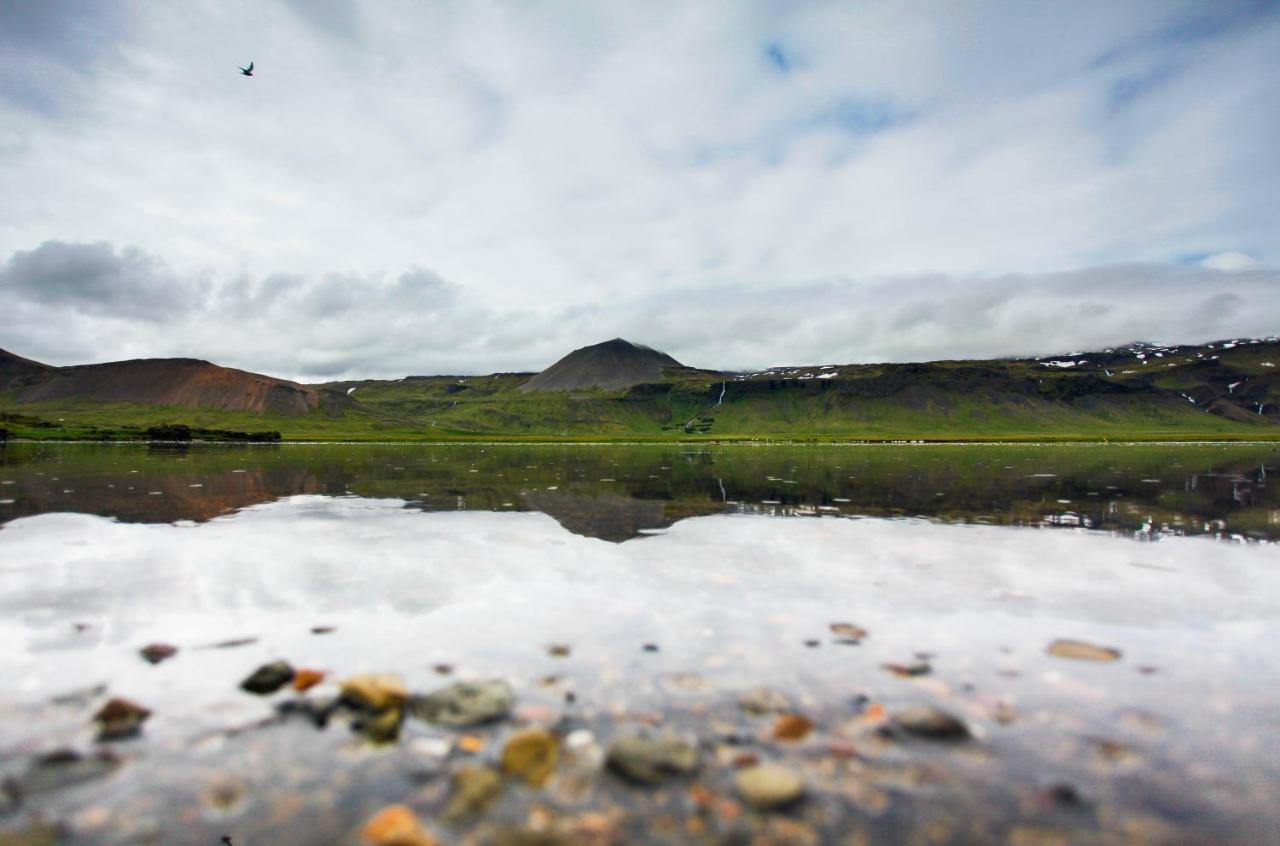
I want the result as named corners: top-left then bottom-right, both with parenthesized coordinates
top-left (0, 443), bottom-right (1277, 844)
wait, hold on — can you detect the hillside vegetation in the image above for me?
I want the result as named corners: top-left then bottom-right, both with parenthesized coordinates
top-left (1, 338), bottom-right (1277, 442)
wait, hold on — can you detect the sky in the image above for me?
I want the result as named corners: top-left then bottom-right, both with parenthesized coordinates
top-left (1, 0), bottom-right (1277, 379)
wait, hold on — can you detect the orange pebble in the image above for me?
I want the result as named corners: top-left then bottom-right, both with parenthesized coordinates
top-left (361, 804), bottom-right (437, 846)
top-left (293, 668), bottom-right (325, 692)
top-left (458, 734), bottom-right (486, 754)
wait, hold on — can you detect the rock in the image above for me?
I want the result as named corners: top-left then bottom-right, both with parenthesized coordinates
top-left (209, 637), bottom-right (257, 649)
top-left (443, 765), bottom-right (502, 820)
top-left (139, 643), bottom-right (177, 665)
top-left (13, 749), bottom-right (121, 795)
top-left (240, 661), bottom-right (295, 695)
top-left (642, 643), bottom-right (660, 652)
top-left (311, 626), bottom-right (335, 634)
top-left (410, 680), bottom-right (513, 727)
top-left (606, 734), bottom-right (699, 785)
top-left (548, 644), bottom-right (571, 657)
top-left (361, 804), bottom-right (438, 846)
top-left (93, 697), bottom-right (151, 741)
top-left (892, 706), bottom-right (970, 740)
top-left (292, 668), bottom-right (325, 692)
top-left (735, 763), bottom-right (805, 809)
top-left (739, 687), bottom-right (791, 715)
top-left (772, 714), bottom-right (813, 741)
top-left (502, 728), bottom-right (559, 786)
top-left (342, 674), bottom-right (409, 711)
top-left (829, 622), bottom-right (867, 643)
top-left (883, 661), bottom-right (931, 677)
top-left (353, 706), bottom-right (404, 744)
top-left (1047, 639), bottom-right (1121, 662)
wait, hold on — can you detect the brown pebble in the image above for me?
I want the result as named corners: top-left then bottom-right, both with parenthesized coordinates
top-left (1047, 639), bottom-right (1121, 662)
top-left (772, 714), bottom-right (814, 741)
top-left (94, 697), bottom-right (151, 740)
top-left (361, 804), bottom-right (437, 846)
top-left (139, 643), bottom-right (177, 665)
top-left (548, 644), bottom-right (571, 657)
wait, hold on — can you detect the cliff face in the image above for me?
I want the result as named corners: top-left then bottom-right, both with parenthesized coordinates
top-left (521, 338), bottom-right (685, 392)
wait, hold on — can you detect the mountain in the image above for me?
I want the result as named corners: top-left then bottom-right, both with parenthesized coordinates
top-left (520, 338), bottom-right (686, 392)
top-left (0, 349), bottom-right (340, 415)
top-left (2, 337), bottom-right (1278, 441)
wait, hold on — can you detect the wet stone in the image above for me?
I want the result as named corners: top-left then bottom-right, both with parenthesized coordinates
top-left (772, 714), bottom-right (814, 741)
top-left (735, 763), bottom-right (805, 810)
top-left (739, 687), bottom-right (791, 715)
top-left (240, 661), bottom-right (295, 695)
top-left (830, 622), bottom-right (868, 643)
top-left (353, 706), bottom-right (404, 744)
top-left (892, 705), bottom-right (970, 740)
top-left (292, 668), bottom-right (325, 692)
top-left (502, 728), bottom-right (560, 786)
top-left (361, 804), bottom-right (438, 846)
top-left (93, 697), bottom-right (151, 741)
top-left (1047, 639), bottom-right (1122, 662)
top-left (12, 749), bottom-right (121, 797)
top-left (444, 765), bottom-right (502, 820)
top-left (606, 734), bottom-right (699, 785)
top-left (342, 674), bottom-right (408, 711)
top-left (138, 643), bottom-right (177, 665)
top-left (411, 679), bottom-right (514, 728)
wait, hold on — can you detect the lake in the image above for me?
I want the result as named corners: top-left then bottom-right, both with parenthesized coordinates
top-left (0, 442), bottom-right (1277, 845)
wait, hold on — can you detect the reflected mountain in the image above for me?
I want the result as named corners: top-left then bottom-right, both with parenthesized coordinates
top-left (0, 442), bottom-right (1276, 541)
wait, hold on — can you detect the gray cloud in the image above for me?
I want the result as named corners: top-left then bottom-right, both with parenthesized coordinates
top-left (1, 241), bottom-right (1276, 380)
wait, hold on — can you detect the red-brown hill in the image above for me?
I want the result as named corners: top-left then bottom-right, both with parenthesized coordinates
top-left (0, 348), bottom-right (336, 415)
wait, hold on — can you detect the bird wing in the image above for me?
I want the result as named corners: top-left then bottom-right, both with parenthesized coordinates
top-left (247, 62), bottom-right (253, 71)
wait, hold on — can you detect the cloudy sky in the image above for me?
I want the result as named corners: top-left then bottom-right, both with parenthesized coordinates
top-left (1, 0), bottom-right (1277, 379)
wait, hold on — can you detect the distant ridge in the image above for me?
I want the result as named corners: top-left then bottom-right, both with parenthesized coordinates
top-left (521, 338), bottom-right (686, 392)
top-left (0, 348), bottom-right (342, 415)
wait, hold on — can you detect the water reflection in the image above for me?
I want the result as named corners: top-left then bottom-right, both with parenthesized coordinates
top-left (0, 497), bottom-right (1278, 844)
top-left (1, 442), bottom-right (1277, 541)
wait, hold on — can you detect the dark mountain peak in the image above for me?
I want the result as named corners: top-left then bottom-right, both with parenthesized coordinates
top-left (521, 339), bottom-right (685, 392)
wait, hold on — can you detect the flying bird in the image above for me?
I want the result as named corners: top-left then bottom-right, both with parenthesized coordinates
top-left (239, 61), bottom-right (254, 77)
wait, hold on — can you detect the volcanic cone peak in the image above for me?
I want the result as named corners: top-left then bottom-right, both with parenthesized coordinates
top-left (521, 338), bottom-right (684, 392)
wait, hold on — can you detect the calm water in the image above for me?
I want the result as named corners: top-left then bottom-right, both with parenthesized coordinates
top-left (0, 442), bottom-right (1277, 845)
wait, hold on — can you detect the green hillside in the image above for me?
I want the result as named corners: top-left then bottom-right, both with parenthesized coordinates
top-left (2, 339), bottom-right (1277, 442)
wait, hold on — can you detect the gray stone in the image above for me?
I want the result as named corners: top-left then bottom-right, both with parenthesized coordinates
top-left (893, 705), bottom-right (970, 740)
top-left (735, 763), bottom-right (805, 809)
top-left (606, 734), bottom-right (699, 785)
top-left (410, 679), bottom-right (514, 727)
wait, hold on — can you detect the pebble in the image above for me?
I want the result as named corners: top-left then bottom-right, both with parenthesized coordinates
top-left (501, 728), bottom-right (559, 786)
top-left (830, 622), bottom-right (868, 643)
top-left (292, 668), bottom-right (325, 692)
top-left (1047, 639), bottom-right (1122, 662)
top-left (138, 643), bottom-right (177, 665)
top-left (240, 661), bottom-right (295, 695)
top-left (411, 679), bottom-right (514, 727)
top-left (739, 687), bottom-right (791, 715)
top-left (772, 714), bottom-right (814, 741)
top-left (735, 763), bottom-right (805, 810)
top-left (444, 766), bottom-right (502, 820)
top-left (361, 804), bottom-right (438, 846)
top-left (342, 674), bottom-right (409, 711)
top-left (892, 705), bottom-right (970, 740)
top-left (93, 697), bottom-right (151, 741)
top-left (606, 734), bottom-right (699, 785)
top-left (883, 661), bottom-right (931, 677)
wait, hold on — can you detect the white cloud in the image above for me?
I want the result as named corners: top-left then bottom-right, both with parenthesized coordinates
top-left (1201, 250), bottom-right (1260, 271)
top-left (0, 2), bottom-right (1277, 373)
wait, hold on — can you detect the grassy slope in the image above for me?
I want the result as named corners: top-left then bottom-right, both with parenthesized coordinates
top-left (3, 343), bottom-right (1278, 442)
